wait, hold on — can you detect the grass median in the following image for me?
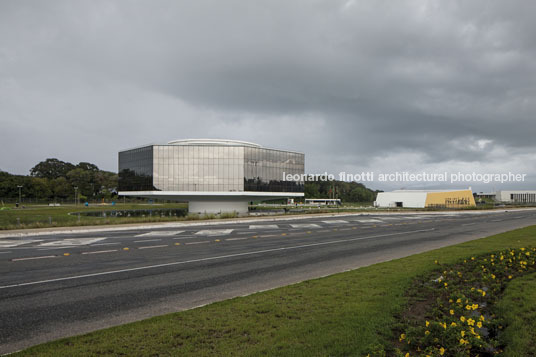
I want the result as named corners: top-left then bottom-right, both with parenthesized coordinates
top-left (13, 225), bottom-right (536, 356)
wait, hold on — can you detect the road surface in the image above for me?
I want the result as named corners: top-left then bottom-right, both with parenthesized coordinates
top-left (1, 210), bottom-right (535, 354)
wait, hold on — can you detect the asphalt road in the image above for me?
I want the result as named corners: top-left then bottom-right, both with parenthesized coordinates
top-left (1, 209), bottom-right (536, 354)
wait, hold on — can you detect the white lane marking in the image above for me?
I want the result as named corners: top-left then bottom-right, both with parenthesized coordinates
top-left (0, 228), bottom-right (435, 289)
top-left (462, 223), bottom-right (476, 226)
top-left (355, 219), bottom-right (382, 223)
top-left (172, 236), bottom-right (198, 240)
top-left (195, 229), bottom-right (234, 236)
top-left (185, 241), bottom-right (210, 245)
top-left (259, 234), bottom-right (278, 238)
top-left (290, 224), bottom-right (321, 229)
top-left (0, 240), bottom-right (43, 248)
top-left (0, 251), bottom-right (12, 254)
top-left (134, 231), bottom-right (184, 237)
top-left (39, 238), bottom-right (106, 247)
top-left (81, 250), bottom-right (118, 255)
top-left (321, 220), bottom-right (349, 224)
top-left (91, 242), bottom-right (121, 246)
top-left (249, 225), bottom-right (279, 229)
top-left (12, 255), bottom-right (57, 262)
top-left (237, 231), bottom-right (255, 235)
top-left (490, 219), bottom-right (503, 222)
top-left (138, 245), bottom-right (168, 249)
top-left (133, 239), bottom-right (162, 243)
top-left (226, 237), bottom-right (248, 241)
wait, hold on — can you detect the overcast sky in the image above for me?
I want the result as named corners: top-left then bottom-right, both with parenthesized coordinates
top-left (1, 0), bottom-right (535, 191)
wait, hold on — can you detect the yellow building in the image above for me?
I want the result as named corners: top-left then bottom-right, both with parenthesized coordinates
top-left (375, 189), bottom-right (476, 208)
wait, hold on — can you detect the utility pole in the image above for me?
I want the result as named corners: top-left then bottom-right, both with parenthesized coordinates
top-left (17, 185), bottom-right (23, 205)
top-left (74, 186), bottom-right (78, 206)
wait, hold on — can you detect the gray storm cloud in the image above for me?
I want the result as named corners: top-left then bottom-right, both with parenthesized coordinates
top-left (1, 0), bottom-right (535, 190)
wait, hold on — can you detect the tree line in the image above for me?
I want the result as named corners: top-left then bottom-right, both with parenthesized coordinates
top-left (0, 158), bottom-right (118, 202)
top-left (304, 180), bottom-right (379, 203)
top-left (1, 158), bottom-right (379, 203)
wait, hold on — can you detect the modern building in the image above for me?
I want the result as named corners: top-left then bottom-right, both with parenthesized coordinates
top-left (118, 139), bottom-right (304, 213)
top-left (495, 190), bottom-right (536, 204)
top-left (374, 189), bottom-right (476, 208)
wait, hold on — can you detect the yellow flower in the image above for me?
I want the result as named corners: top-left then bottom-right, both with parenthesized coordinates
top-left (450, 322), bottom-right (457, 327)
top-left (471, 257), bottom-right (475, 260)
top-left (450, 309), bottom-right (454, 315)
top-left (465, 305), bottom-right (471, 310)
top-left (508, 275), bottom-right (513, 279)
top-left (425, 330), bottom-right (430, 335)
top-left (482, 291), bottom-right (486, 297)
top-left (480, 315), bottom-right (485, 321)
top-left (472, 304), bottom-right (479, 310)
top-left (461, 330), bottom-right (465, 337)
top-left (477, 321), bottom-right (483, 328)
top-left (491, 274), bottom-right (496, 279)
top-left (425, 320), bottom-right (430, 327)
top-left (460, 316), bottom-right (466, 322)
top-left (399, 333), bottom-right (406, 341)
top-left (439, 347), bottom-right (445, 355)
top-left (405, 353), bottom-right (410, 357)
top-left (467, 318), bottom-right (475, 326)
top-left (444, 282), bottom-right (448, 287)
top-left (456, 298), bottom-right (462, 304)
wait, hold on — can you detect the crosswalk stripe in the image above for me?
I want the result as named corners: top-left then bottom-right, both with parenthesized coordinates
top-left (135, 230), bottom-right (184, 237)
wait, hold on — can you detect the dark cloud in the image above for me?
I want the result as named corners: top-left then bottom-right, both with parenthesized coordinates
top-left (1, 0), bottom-right (535, 190)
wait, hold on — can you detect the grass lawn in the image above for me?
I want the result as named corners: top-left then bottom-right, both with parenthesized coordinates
top-left (496, 272), bottom-right (536, 356)
top-left (0, 203), bottom-right (191, 230)
top-left (12, 226), bottom-right (536, 356)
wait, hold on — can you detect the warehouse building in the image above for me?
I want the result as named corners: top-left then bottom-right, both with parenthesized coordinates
top-left (374, 189), bottom-right (476, 208)
top-left (495, 190), bottom-right (536, 203)
top-left (118, 139), bottom-right (304, 214)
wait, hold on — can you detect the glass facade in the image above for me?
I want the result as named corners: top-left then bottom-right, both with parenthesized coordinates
top-left (118, 146), bottom-right (154, 191)
top-left (118, 143), bottom-right (304, 193)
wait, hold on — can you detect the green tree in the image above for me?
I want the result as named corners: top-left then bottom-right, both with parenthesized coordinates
top-left (30, 158), bottom-right (75, 179)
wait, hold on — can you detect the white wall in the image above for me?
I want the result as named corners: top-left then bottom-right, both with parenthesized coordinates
top-left (375, 191), bottom-right (428, 208)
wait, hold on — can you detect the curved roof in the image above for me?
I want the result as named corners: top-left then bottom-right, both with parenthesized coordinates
top-left (167, 139), bottom-right (262, 148)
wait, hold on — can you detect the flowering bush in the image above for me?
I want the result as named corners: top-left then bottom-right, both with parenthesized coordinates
top-left (394, 247), bottom-right (536, 356)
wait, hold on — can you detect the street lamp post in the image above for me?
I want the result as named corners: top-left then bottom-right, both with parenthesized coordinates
top-left (74, 186), bottom-right (78, 206)
top-left (17, 185), bottom-right (23, 205)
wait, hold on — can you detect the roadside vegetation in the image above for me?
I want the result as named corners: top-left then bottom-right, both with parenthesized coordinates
top-left (394, 247), bottom-right (536, 356)
top-left (13, 226), bottom-right (536, 356)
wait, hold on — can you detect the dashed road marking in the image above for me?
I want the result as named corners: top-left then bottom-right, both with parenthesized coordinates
top-left (12, 255), bottom-right (57, 261)
top-left (185, 241), bottom-right (210, 245)
top-left (195, 229), bottom-right (234, 236)
top-left (135, 231), bottom-right (184, 237)
top-left (249, 225), bottom-right (279, 229)
top-left (133, 239), bottom-right (162, 243)
top-left (355, 219), bottom-right (382, 223)
top-left (82, 250), bottom-right (118, 255)
top-left (226, 237), bottom-right (248, 241)
top-left (322, 220), bottom-right (349, 224)
top-left (138, 245), bottom-right (168, 249)
top-left (290, 224), bottom-right (321, 229)
top-left (91, 242), bottom-right (120, 246)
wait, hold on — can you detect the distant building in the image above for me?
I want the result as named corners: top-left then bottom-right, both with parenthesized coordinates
top-left (374, 189), bottom-right (476, 208)
top-left (118, 139), bottom-right (304, 213)
top-left (305, 198), bottom-right (341, 206)
top-left (495, 190), bottom-right (536, 204)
